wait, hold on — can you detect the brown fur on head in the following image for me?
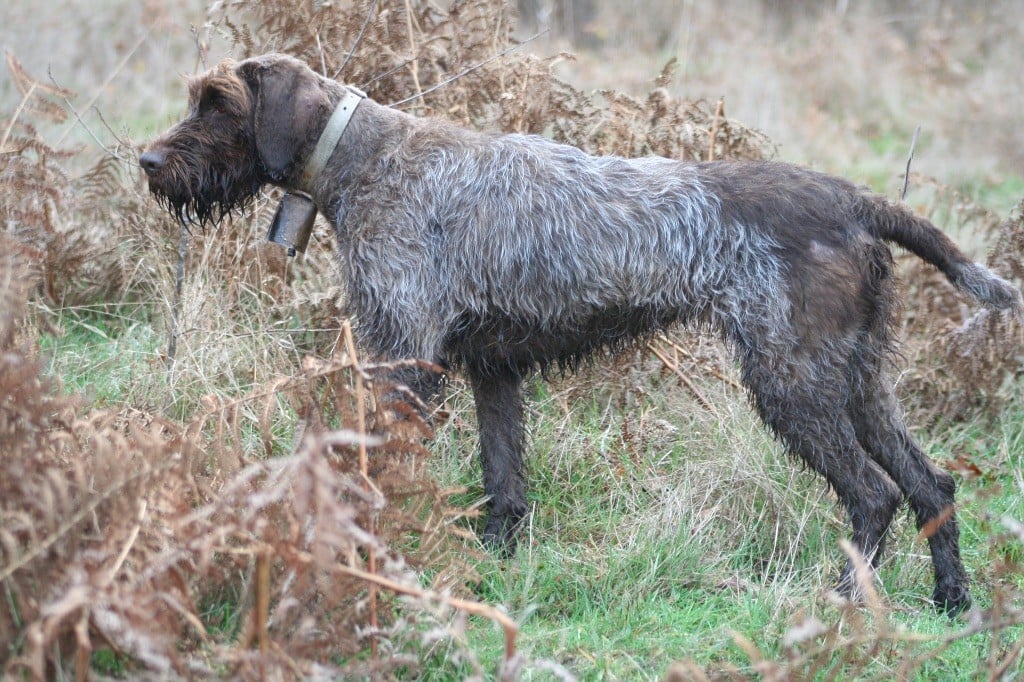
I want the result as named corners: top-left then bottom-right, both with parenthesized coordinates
top-left (139, 55), bottom-right (337, 225)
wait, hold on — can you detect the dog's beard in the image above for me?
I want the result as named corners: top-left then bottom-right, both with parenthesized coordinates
top-left (147, 149), bottom-right (263, 227)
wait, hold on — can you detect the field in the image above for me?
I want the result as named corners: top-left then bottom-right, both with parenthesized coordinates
top-left (2, 0), bottom-right (1024, 679)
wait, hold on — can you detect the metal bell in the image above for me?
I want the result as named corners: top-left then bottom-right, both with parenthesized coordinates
top-left (266, 192), bottom-right (317, 256)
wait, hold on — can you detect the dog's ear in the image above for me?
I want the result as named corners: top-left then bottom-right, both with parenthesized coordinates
top-left (236, 55), bottom-right (328, 184)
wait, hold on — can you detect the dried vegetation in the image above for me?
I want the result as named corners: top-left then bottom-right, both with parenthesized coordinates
top-left (1, 0), bottom-right (1023, 679)
top-left (899, 185), bottom-right (1024, 421)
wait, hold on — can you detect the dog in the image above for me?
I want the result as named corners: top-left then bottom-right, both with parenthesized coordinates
top-left (140, 53), bottom-right (1021, 613)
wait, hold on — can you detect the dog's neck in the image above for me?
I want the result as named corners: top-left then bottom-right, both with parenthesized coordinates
top-left (297, 85), bottom-right (366, 193)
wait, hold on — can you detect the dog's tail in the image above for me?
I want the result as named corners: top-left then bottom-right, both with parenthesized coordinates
top-left (864, 196), bottom-right (1021, 310)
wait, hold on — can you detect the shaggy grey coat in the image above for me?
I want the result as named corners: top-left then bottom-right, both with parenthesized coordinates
top-left (140, 53), bottom-right (1021, 614)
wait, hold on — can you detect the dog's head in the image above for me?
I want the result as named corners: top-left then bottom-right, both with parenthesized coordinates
top-left (139, 54), bottom-right (332, 225)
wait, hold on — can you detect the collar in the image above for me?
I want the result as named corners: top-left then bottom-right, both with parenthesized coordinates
top-left (299, 85), bottom-right (366, 191)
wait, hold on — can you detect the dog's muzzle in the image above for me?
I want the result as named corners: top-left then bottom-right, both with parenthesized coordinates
top-left (139, 149), bottom-right (167, 177)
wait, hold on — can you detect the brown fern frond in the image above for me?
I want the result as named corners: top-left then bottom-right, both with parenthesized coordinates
top-left (900, 193), bottom-right (1024, 422)
top-left (207, 1), bottom-right (772, 162)
top-left (4, 51), bottom-right (71, 125)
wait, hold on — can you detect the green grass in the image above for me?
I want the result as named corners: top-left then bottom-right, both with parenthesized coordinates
top-left (424, 378), bottom-right (1024, 679)
top-left (38, 303), bottom-right (166, 407)
top-left (973, 175), bottom-right (1024, 218)
top-left (90, 648), bottom-right (130, 678)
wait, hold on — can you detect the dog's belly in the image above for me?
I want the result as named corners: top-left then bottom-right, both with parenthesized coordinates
top-left (444, 304), bottom-right (691, 373)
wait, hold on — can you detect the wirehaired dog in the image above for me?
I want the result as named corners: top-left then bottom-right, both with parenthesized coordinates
top-left (140, 53), bottom-right (1020, 614)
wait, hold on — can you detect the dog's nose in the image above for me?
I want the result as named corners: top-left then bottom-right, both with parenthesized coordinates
top-left (139, 149), bottom-right (166, 176)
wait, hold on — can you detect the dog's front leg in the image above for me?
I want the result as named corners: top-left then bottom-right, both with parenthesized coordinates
top-left (468, 368), bottom-right (528, 552)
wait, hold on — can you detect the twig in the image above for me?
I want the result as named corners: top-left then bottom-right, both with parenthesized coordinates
top-left (341, 322), bottom-right (370, 490)
top-left (915, 504), bottom-right (954, 542)
top-left (3, 581), bottom-right (21, 629)
top-left (53, 31), bottom-right (148, 147)
top-left (657, 334), bottom-right (743, 390)
top-left (191, 25), bottom-right (208, 71)
top-left (0, 81), bottom-right (36, 153)
top-left (902, 124), bottom-right (921, 201)
top-left (155, 592), bottom-right (210, 643)
top-left (341, 321), bottom-right (378, 656)
top-left (838, 539), bottom-right (887, 616)
top-left (707, 97), bottom-right (725, 162)
top-left (316, 34), bottom-right (327, 77)
top-left (390, 30), bottom-right (547, 108)
top-left (75, 619), bottom-right (89, 682)
top-left (359, 56), bottom-right (419, 90)
top-left (90, 106), bottom-right (135, 161)
top-left (105, 500), bottom-right (147, 582)
top-left (256, 550), bottom-right (270, 653)
top-left (167, 225), bottom-right (189, 371)
top-left (647, 340), bottom-right (720, 419)
top-left (356, 37), bottom-right (465, 91)
top-left (336, 0), bottom-right (380, 79)
top-left (403, 0), bottom-right (424, 110)
top-left (330, 561), bottom-right (519, 666)
top-left (989, 625), bottom-right (1024, 678)
top-left (50, 76), bottom-right (116, 157)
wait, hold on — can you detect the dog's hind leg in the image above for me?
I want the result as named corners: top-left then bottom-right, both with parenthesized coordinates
top-left (468, 367), bottom-right (528, 551)
top-left (849, 379), bottom-right (971, 614)
top-left (745, 360), bottom-right (903, 601)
